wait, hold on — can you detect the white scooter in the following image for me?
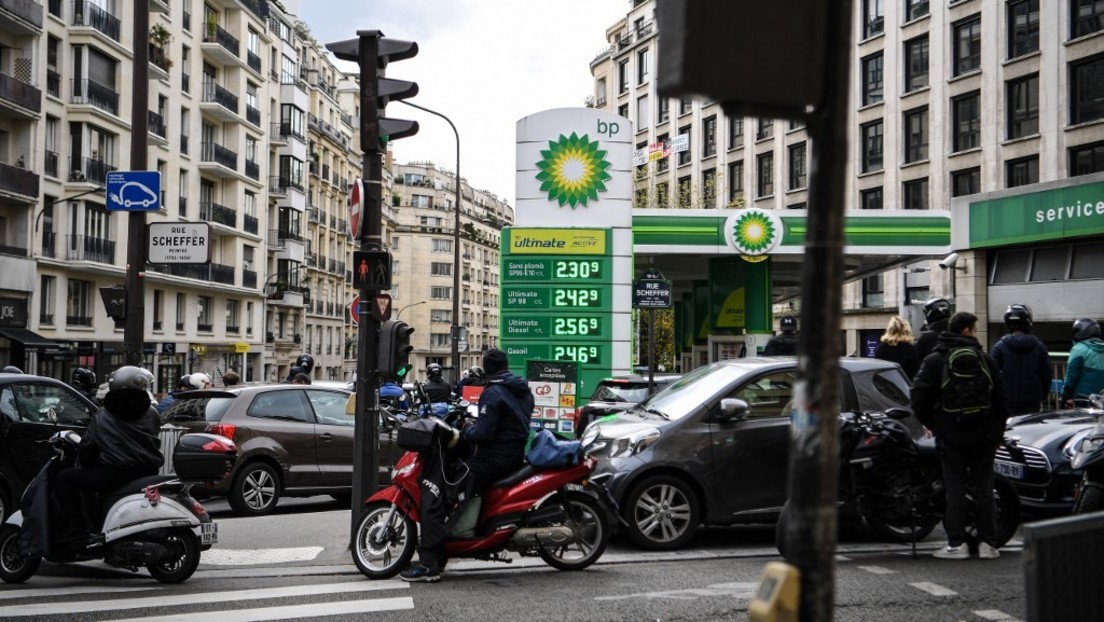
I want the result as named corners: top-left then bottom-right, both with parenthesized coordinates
top-left (0, 430), bottom-right (236, 584)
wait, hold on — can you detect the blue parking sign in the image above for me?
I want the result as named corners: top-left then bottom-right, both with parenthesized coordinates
top-left (106, 171), bottom-right (161, 211)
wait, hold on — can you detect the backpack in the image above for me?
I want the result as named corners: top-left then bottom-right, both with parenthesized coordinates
top-left (940, 346), bottom-right (994, 416)
top-left (525, 429), bottom-right (582, 468)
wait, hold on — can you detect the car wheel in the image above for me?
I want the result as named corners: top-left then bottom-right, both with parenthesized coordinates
top-left (1075, 484), bottom-right (1104, 514)
top-left (228, 462), bottom-right (281, 516)
top-left (623, 475), bottom-right (700, 550)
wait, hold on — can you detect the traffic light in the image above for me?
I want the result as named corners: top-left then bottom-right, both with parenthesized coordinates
top-left (326, 30), bottom-right (419, 152)
top-left (378, 320), bottom-right (415, 381)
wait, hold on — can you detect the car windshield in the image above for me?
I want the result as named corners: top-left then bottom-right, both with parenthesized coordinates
top-left (161, 396), bottom-right (234, 424)
top-left (637, 363), bottom-right (750, 421)
top-left (590, 382), bottom-right (649, 403)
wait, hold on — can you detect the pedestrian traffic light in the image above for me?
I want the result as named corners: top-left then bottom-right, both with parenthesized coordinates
top-left (326, 31), bottom-right (419, 152)
top-left (378, 320), bottom-right (415, 381)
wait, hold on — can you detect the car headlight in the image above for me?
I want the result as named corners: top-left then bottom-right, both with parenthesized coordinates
top-left (608, 427), bottom-right (661, 459)
top-left (1063, 429), bottom-right (1100, 459)
top-left (580, 425), bottom-right (601, 448)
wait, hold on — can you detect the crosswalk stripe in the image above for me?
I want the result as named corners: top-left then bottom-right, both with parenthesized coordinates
top-left (0, 580), bottom-right (407, 618)
top-left (909, 582), bottom-right (958, 596)
top-left (858, 565), bottom-right (896, 575)
top-left (108, 597), bottom-right (415, 622)
top-left (0, 585), bottom-right (160, 601)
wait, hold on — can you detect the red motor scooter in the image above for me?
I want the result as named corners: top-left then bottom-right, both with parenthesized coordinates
top-left (351, 422), bottom-right (614, 579)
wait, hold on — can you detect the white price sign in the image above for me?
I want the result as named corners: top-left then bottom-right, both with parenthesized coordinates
top-left (148, 222), bottom-right (210, 264)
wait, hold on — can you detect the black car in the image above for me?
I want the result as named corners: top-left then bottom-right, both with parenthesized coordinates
top-left (576, 374), bottom-right (682, 435)
top-left (0, 373), bottom-right (99, 520)
top-left (582, 357), bottom-right (918, 550)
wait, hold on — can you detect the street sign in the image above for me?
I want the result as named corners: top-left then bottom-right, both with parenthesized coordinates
top-left (371, 294), bottom-right (392, 321)
top-left (350, 295), bottom-right (361, 325)
top-left (147, 222), bottom-right (210, 264)
top-left (348, 178), bottom-right (364, 239)
top-left (106, 170), bottom-right (161, 211)
top-left (352, 250), bottom-right (392, 289)
top-left (633, 278), bottom-right (672, 308)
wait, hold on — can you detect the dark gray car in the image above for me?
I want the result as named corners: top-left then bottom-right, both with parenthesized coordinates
top-left (576, 374), bottom-right (682, 435)
top-left (582, 357), bottom-right (916, 550)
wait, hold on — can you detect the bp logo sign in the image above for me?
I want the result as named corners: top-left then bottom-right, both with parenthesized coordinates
top-left (535, 132), bottom-right (612, 208)
top-left (726, 208), bottom-right (783, 255)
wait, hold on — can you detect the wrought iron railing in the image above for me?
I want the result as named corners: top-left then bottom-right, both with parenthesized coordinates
top-left (71, 78), bottom-right (118, 115)
top-left (72, 0), bottom-right (120, 41)
top-left (66, 234), bottom-right (115, 263)
top-left (0, 71), bottom-right (42, 113)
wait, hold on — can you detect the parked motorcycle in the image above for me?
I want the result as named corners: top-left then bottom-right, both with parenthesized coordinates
top-left (351, 416), bottom-right (615, 579)
top-left (776, 408), bottom-right (1021, 556)
top-left (0, 431), bottom-right (236, 584)
top-left (1070, 394), bottom-right (1104, 513)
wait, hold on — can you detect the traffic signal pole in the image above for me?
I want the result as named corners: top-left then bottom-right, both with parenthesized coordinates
top-left (124, 0), bottom-right (149, 366)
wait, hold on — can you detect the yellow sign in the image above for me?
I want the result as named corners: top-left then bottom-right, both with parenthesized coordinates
top-left (191, 345), bottom-right (207, 356)
top-left (233, 342), bottom-right (250, 354)
top-left (508, 229), bottom-right (606, 255)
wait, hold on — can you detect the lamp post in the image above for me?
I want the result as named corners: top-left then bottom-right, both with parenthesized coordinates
top-left (396, 300), bottom-right (427, 319)
top-left (397, 100), bottom-right (462, 382)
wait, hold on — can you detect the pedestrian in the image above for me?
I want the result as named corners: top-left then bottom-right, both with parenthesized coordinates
top-left (874, 316), bottom-right (920, 379)
top-left (222, 370), bottom-right (240, 386)
top-left (911, 311), bottom-right (1008, 560)
top-left (762, 315), bottom-right (799, 356)
top-left (1063, 318), bottom-right (1104, 407)
top-left (915, 297), bottom-right (952, 362)
top-left (990, 304), bottom-right (1051, 415)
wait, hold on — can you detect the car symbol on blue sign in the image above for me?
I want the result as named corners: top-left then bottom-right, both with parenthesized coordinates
top-left (106, 171), bottom-right (161, 211)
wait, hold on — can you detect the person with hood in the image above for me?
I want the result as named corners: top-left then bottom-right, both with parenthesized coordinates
top-left (874, 316), bottom-right (921, 379)
top-left (1063, 318), bottom-right (1104, 407)
top-left (990, 304), bottom-right (1051, 415)
top-left (762, 315), bottom-right (799, 356)
top-left (915, 297), bottom-right (952, 362)
top-left (54, 366), bottom-right (163, 544)
top-left (401, 348), bottom-right (533, 583)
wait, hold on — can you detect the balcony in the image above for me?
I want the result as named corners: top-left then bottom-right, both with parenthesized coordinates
top-left (242, 269), bottom-right (257, 289)
top-left (307, 206), bottom-right (320, 223)
top-left (65, 234), bottom-right (115, 264)
top-left (46, 69), bottom-right (59, 97)
top-left (199, 141), bottom-right (238, 176)
top-left (200, 82), bottom-right (239, 121)
top-left (270, 122), bottom-right (289, 143)
top-left (44, 150), bottom-right (57, 177)
top-left (0, 71), bottom-right (41, 118)
top-left (268, 176), bottom-right (287, 196)
top-left (72, 0), bottom-right (120, 41)
top-left (0, 241), bottom-right (28, 258)
top-left (245, 159), bottom-right (259, 181)
top-left (68, 156), bottom-right (115, 185)
top-left (199, 200), bottom-right (237, 228)
top-left (149, 0), bottom-right (167, 13)
top-left (149, 262), bottom-right (236, 285)
top-left (148, 45), bottom-right (172, 80)
top-left (0, 0), bottom-right (44, 35)
top-left (0, 161), bottom-right (39, 202)
top-left (40, 231), bottom-right (55, 258)
top-left (202, 22), bottom-right (241, 65)
top-left (246, 50), bottom-right (261, 74)
top-left (71, 78), bottom-right (118, 116)
top-left (245, 104), bottom-right (260, 127)
top-left (243, 213), bottom-right (258, 235)
top-left (148, 110), bottom-right (167, 143)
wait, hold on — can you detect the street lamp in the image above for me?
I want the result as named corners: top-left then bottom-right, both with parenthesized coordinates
top-left (396, 300), bottom-right (427, 319)
top-left (398, 100), bottom-right (462, 381)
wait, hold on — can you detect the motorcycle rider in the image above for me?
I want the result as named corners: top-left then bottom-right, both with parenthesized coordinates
top-left (911, 312), bottom-right (1008, 560)
top-left (285, 354), bottom-right (315, 383)
top-left (156, 375), bottom-right (195, 414)
top-left (70, 368), bottom-right (100, 404)
top-left (1063, 318), bottom-right (1104, 408)
top-left (990, 304), bottom-right (1052, 415)
top-left (401, 348), bottom-right (534, 583)
top-left (762, 315), bottom-right (799, 356)
top-left (54, 366), bottom-right (164, 545)
top-left (380, 379), bottom-right (410, 411)
top-left (455, 366), bottom-right (488, 395)
top-left (422, 363), bottom-right (453, 404)
top-left (915, 297), bottom-right (952, 362)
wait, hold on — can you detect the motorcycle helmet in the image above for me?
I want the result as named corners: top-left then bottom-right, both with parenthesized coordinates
top-left (779, 315), bottom-right (798, 333)
top-left (426, 363), bottom-right (443, 380)
top-left (1073, 318), bottom-right (1102, 343)
top-left (923, 297), bottom-right (952, 324)
top-left (1003, 304), bottom-right (1033, 332)
top-left (188, 372), bottom-right (214, 389)
top-left (1, 365), bottom-right (22, 374)
top-left (468, 366), bottom-right (486, 380)
top-left (71, 368), bottom-right (97, 394)
top-left (295, 353), bottom-right (315, 373)
top-left (108, 366), bottom-right (155, 392)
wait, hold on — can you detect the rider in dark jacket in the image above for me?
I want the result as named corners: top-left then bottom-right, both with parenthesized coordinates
top-left (990, 304), bottom-right (1051, 415)
top-left (423, 363), bottom-right (453, 404)
top-left (762, 315), bottom-right (799, 356)
top-left (915, 297), bottom-right (952, 363)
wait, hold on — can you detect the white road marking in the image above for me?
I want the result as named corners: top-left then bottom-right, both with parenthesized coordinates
top-left (0, 581), bottom-right (408, 618)
top-left (972, 610), bottom-right (1022, 621)
top-left (0, 585), bottom-right (160, 600)
top-left (200, 546), bottom-right (324, 565)
top-left (858, 565), bottom-right (897, 575)
top-left (596, 582), bottom-right (759, 601)
top-left (909, 582), bottom-right (958, 596)
top-left (836, 555), bottom-right (852, 561)
top-left (108, 597), bottom-right (415, 622)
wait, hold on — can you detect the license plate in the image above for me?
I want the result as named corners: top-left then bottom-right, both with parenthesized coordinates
top-left (994, 460), bottom-right (1024, 480)
top-left (200, 522), bottom-right (218, 545)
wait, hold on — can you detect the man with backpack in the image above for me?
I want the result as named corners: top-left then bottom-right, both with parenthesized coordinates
top-left (911, 311), bottom-right (1008, 560)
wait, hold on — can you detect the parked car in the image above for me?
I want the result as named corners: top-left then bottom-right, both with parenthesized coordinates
top-left (159, 384), bottom-right (400, 516)
top-left (580, 357), bottom-right (919, 550)
top-left (0, 373), bottom-right (98, 520)
top-left (575, 374), bottom-right (682, 435)
top-left (996, 406), bottom-right (1104, 517)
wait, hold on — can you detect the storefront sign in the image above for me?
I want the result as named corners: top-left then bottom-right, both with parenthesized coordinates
top-left (0, 298), bottom-right (27, 328)
top-left (969, 180), bottom-right (1104, 248)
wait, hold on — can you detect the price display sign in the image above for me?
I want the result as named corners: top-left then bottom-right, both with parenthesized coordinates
top-left (505, 342), bottom-right (611, 369)
top-left (503, 256), bottom-right (613, 283)
top-left (502, 285), bottom-right (611, 311)
top-left (502, 313), bottom-right (611, 341)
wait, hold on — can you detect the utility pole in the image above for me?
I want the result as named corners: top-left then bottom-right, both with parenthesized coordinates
top-left (124, 1), bottom-right (150, 366)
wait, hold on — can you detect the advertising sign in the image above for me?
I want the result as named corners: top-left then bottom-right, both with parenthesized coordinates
top-left (526, 360), bottom-right (579, 436)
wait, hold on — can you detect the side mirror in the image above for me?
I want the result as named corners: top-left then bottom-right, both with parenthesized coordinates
top-left (885, 407), bottom-right (913, 420)
top-left (716, 398), bottom-right (750, 422)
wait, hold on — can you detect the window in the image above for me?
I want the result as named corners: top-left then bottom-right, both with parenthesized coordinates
top-left (677, 176), bottom-right (692, 208)
top-left (906, 0), bottom-right (929, 21)
top-left (431, 310), bottom-right (452, 323)
top-left (788, 142), bottom-right (807, 190)
top-left (1071, 54), bottom-right (1104, 125)
top-left (862, 53), bottom-right (883, 105)
top-left (904, 107), bottom-right (928, 163)
top-left (656, 182), bottom-right (669, 208)
top-left (636, 95), bottom-right (649, 128)
top-left (903, 178), bottom-right (929, 210)
top-left (39, 276), bottom-right (55, 325)
top-left (226, 299), bottom-right (240, 333)
top-left (728, 116), bottom-right (744, 149)
top-left (595, 78), bottom-right (606, 106)
top-left (618, 59), bottom-right (629, 93)
top-left (1007, 156), bottom-right (1039, 187)
top-left (905, 36), bottom-right (929, 92)
top-left (679, 99), bottom-right (692, 115)
top-left (954, 16), bottom-right (982, 76)
top-left (657, 97), bottom-right (669, 123)
top-left (1071, 140), bottom-right (1104, 175)
top-left (756, 118), bottom-right (773, 140)
top-left (757, 153), bottom-right (774, 197)
top-left (863, 0), bottom-right (884, 38)
top-left (431, 262), bottom-right (451, 276)
top-left (702, 116), bottom-right (717, 157)
top-left (702, 168), bottom-right (717, 205)
top-left (197, 296), bottom-right (213, 331)
top-left (1030, 246), bottom-right (1070, 281)
top-left (432, 239), bottom-right (452, 253)
top-left (1007, 74), bottom-right (1039, 139)
top-left (430, 286), bottom-right (452, 300)
top-left (1072, 242), bottom-right (1104, 279)
top-left (431, 333), bottom-right (450, 348)
top-left (618, 103), bottom-right (629, 119)
top-left (1073, 0), bottom-right (1104, 38)
top-left (952, 167), bottom-right (981, 196)
top-left (656, 132), bottom-right (670, 172)
top-left (66, 280), bottom-right (92, 326)
top-left (637, 48), bottom-right (649, 84)
top-left (730, 371), bottom-right (798, 419)
top-left (281, 104), bottom-right (305, 138)
top-left (861, 187), bottom-right (883, 210)
top-left (952, 92), bottom-right (981, 151)
top-left (175, 293), bottom-right (185, 331)
top-left (861, 120), bottom-right (884, 172)
top-left (1008, 0), bottom-right (1039, 58)
top-left (678, 125), bottom-right (691, 166)
top-left (789, 119), bottom-right (805, 131)
top-left (862, 275), bottom-right (884, 308)
top-left (728, 160), bottom-right (744, 202)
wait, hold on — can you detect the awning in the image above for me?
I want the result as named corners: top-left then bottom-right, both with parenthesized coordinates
top-left (0, 327), bottom-right (62, 348)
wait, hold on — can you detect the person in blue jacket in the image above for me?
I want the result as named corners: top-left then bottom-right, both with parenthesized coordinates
top-left (1064, 318), bottom-right (1104, 407)
top-left (379, 380), bottom-right (410, 411)
top-left (990, 304), bottom-right (1051, 415)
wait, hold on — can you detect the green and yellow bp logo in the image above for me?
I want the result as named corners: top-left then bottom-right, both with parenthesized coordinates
top-left (726, 208), bottom-right (783, 256)
top-left (534, 132), bottom-right (612, 208)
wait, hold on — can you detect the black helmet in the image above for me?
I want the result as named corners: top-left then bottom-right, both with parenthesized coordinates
top-left (108, 366), bottom-right (154, 392)
top-left (1003, 304), bottom-right (1033, 331)
top-left (427, 363), bottom-right (443, 379)
top-left (923, 297), bottom-right (951, 324)
top-left (71, 368), bottom-right (97, 393)
top-left (1073, 318), bottom-right (1101, 343)
top-left (468, 366), bottom-right (485, 379)
top-left (2, 365), bottom-right (22, 374)
top-left (295, 353), bottom-right (315, 373)
top-left (779, 315), bottom-right (797, 333)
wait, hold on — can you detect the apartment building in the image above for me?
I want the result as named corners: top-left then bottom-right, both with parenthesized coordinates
top-left (591, 0), bottom-right (1104, 353)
